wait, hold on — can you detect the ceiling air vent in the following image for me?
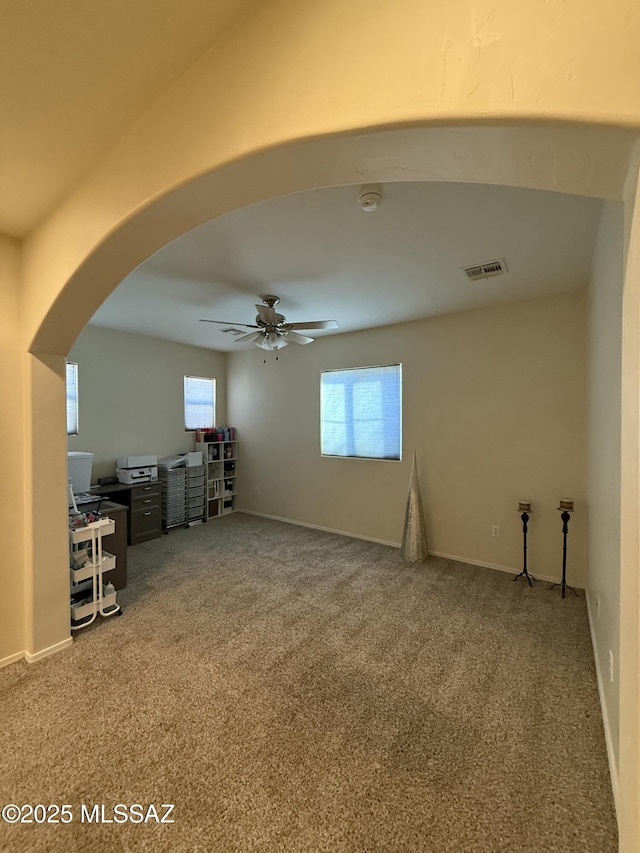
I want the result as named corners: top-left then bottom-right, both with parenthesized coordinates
top-left (462, 258), bottom-right (508, 281)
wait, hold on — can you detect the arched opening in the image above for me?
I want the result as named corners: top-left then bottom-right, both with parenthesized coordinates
top-left (19, 120), bottom-right (640, 850)
top-left (29, 123), bottom-right (638, 357)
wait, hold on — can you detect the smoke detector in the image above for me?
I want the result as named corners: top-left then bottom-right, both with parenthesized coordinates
top-left (358, 184), bottom-right (382, 212)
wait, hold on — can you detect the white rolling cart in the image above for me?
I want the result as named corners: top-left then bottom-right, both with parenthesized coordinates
top-left (69, 517), bottom-right (121, 630)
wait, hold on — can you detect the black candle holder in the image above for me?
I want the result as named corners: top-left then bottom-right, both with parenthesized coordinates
top-left (513, 506), bottom-right (536, 586)
top-left (550, 504), bottom-right (579, 598)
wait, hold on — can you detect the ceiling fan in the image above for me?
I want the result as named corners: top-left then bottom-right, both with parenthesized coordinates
top-left (200, 295), bottom-right (339, 351)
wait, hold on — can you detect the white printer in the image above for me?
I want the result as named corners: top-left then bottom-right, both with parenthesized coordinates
top-left (116, 454), bottom-right (158, 485)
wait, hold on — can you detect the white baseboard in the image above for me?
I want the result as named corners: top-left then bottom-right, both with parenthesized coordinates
top-left (0, 635), bottom-right (73, 668)
top-left (240, 510), bottom-right (401, 549)
top-left (585, 590), bottom-right (620, 824)
top-left (24, 636), bottom-right (73, 664)
top-left (428, 550), bottom-right (573, 586)
top-left (0, 651), bottom-right (25, 669)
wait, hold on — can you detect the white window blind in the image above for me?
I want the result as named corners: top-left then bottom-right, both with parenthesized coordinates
top-left (66, 362), bottom-right (79, 436)
top-left (321, 364), bottom-right (402, 460)
top-left (184, 376), bottom-right (216, 430)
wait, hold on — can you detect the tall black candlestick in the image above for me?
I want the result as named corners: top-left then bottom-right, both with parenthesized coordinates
top-left (514, 511), bottom-right (536, 585)
top-left (551, 509), bottom-right (578, 597)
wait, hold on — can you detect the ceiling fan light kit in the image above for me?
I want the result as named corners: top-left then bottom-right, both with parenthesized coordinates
top-left (257, 331), bottom-right (287, 351)
top-left (200, 295), bottom-right (338, 353)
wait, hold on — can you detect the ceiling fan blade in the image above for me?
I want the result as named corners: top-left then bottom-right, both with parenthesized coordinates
top-left (285, 331), bottom-right (314, 345)
top-left (200, 319), bottom-right (260, 328)
top-left (255, 304), bottom-right (277, 324)
top-left (235, 331), bottom-right (263, 343)
top-left (287, 320), bottom-right (339, 330)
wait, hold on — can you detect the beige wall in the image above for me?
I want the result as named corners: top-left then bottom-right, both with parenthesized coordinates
top-left (229, 292), bottom-right (588, 583)
top-left (67, 326), bottom-right (227, 482)
top-left (0, 236), bottom-right (24, 663)
top-left (618, 152), bottom-right (640, 851)
top-left (587, 201), bottom-right (624, 777)
top-left (23, 352), bottom-right (71, 658)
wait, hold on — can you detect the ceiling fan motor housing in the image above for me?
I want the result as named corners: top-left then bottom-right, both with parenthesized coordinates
top-left (256, 311), bottom-right (285, 328)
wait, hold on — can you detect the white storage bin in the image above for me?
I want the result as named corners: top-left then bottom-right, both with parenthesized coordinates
top-left (67, 451), bottom-right (94, 493)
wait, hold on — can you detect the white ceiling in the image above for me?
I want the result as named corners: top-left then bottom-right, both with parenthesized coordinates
top-left (90, 181), bottom-right (603, 351)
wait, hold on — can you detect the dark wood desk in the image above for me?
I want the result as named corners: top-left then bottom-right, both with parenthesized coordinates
top-left (92, 482), bottom-right (162, 546)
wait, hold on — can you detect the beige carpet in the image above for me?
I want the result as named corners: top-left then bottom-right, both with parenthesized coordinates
top-left (0, 514), bottom-right (617, 852)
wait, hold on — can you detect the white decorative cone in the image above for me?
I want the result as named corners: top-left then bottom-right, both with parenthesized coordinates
top-left (401, 452), bottom-right (428, 562)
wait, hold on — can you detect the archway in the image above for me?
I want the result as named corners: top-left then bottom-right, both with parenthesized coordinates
top-left (22, 127), bottom-right (640, 839)
top-left (27, 123), bottom-right (638, 357)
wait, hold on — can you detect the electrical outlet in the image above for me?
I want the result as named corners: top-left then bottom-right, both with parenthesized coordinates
top-left (491, 525), bottom-right (500, 538)
top-left (255, 487), bottom-right (260, 495)
top-left (608, 650), bottom-right (614, 683)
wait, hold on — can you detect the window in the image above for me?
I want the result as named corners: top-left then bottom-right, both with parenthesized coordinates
top-left (66, 362), bottom-right (79, 436)
top-left (321, 364), bottom-right (402, 460)
top-left (184, 376), bottom-right (216, 430)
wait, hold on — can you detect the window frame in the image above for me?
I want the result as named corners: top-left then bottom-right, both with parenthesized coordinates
top-left (320, 363), bottom-right (402, 461)
top-left (184, 375), bottom-right (216, 431)
top-left (66, 362), bottom-right (79, 436)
